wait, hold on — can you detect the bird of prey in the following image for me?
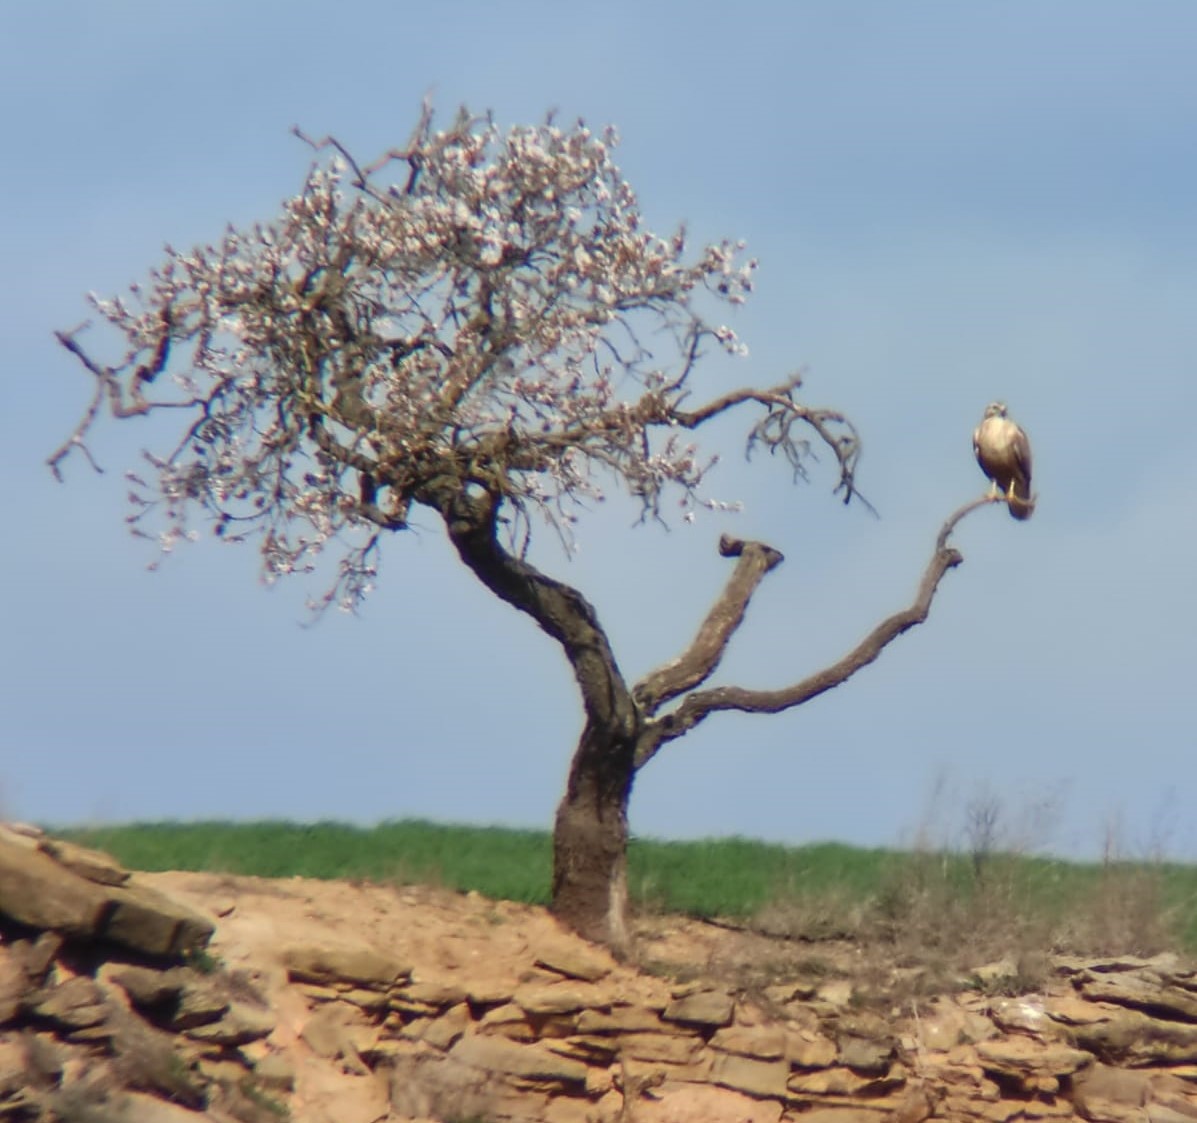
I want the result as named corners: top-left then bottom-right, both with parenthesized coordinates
top-left (973, 402), bottom-right (1034, 519)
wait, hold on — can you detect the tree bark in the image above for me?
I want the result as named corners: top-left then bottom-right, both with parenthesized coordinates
top-left (551, 722), bottom-right (638, 952)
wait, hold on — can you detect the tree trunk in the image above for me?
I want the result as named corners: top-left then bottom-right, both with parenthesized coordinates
top-left (432, 486), bottom-right (642, 950)
top-left (551, 723), bottom-right (637, 953)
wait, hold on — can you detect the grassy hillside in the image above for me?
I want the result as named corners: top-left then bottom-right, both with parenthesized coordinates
top-left (59, 819), bottom-right (1197, 957)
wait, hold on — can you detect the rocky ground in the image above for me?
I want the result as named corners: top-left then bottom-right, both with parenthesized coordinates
top-left (2, 823), bottom-right (1197, 1123)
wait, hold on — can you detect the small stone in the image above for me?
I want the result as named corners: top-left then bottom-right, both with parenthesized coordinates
top-left (64, 1022), bottom-right (118, 1043)
top-left (27, 975), bottom-right (108, 1030)
top-left (534, 945), bottom-right (613, 983)
top-left (479, 1002), bottom-right (528, 1028)
top-left (619, 1031), bottom-right (704, 1064)
top-left (663, 989), bottom-right (735, 1028)
top-left (110, 964), bottom-right (185, 1009)
top-left (450, 1034), bottom-right (589, 1086)
top-left (543, 1034), bottom-right (618, 1063)
top-left (786, 1028), bottom-right (838, 1068)
top-left (464, 978), bottom-right (514, 1006)
top-left (711, 1024), bottom-right (786, 1060)
top-left (514, 981), bottom-right (604, 1016)
top-left (1044, 994), bottom-right (1114, 1026)
top-left (709, 1051), bottom-right (790, 1098)
top-left (397, 1015), bottom-right (432, 1041)
top-left (253, 1052), bottom-right (295, 1091)
top-left (339, 986), bottom-right (390, 1013)
top-left (361, 1038), bottom-right (409, 1064)
top-left (788, 1065), bottom-right (885, 1097)
top-left (281, 941), bottom-right (409, 988)
top-left (389, 995), bottom-right (441, 1017)
top-left (765, 981), bottom-right (818, 1005)
top-left (990, 996), bottom-right (1052, 1036)
top-left (400, 977), bottom-right (469, 1006)
top-left (184, 1000), bottom-right (274, 1045)
top-left (421, 1002), bottom-right (471, 1050)
top-left (838, 1034), bottom-right (894, 1074)
top-left (168, 976), bottom-right (229, 1030)
top-left (12, 932), bottom-right (64, 985)
top-left (577, 1005), bottom-right (664, 1034)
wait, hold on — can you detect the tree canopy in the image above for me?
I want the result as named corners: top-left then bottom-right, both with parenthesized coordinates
top-left (53, 105), bottom-right (865, 611)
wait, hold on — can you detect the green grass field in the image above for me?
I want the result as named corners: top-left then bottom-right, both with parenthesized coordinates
top-left (58, 819), bottom-right (1197, 957)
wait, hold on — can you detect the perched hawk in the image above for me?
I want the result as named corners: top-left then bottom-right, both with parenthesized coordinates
top-left (973, 402), bottom-right (1034, 520)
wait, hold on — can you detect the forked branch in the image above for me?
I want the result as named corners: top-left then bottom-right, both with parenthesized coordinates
top-left (634, 494), bottom-right (1000, 768)
top-left (633, 534), bottom-right (783, 712)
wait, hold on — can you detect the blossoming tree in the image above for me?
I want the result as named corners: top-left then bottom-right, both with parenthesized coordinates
top-left (53, 105), bottom-right (982, 949)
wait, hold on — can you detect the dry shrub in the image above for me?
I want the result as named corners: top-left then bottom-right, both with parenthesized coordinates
top-left (750, 786), bottom-right (1187, 1005)
top-left (754, 884), bottom-right (870, 943)
top-left (1056, 861), bottom-right (1175, 956)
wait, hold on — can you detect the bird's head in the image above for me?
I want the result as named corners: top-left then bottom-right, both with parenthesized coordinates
top-left (983, 401), bottom-right (1008, 420)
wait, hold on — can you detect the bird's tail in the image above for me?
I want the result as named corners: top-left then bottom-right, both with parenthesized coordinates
top-left (1008, 482), bottom-right (1034, 520)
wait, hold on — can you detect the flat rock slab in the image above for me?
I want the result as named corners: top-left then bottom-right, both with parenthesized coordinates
top-left (0, 835), bottom-right (110, 935)
top-left (711, 1024), bottom-right (786, 1061)
top-left (534, 945), bottom-right (614, 983)
top-left (109, 965), bottom-right (186, 1009)
top-left (710, 1051), bottom-right (791, 1099)
top-left (450, 1033), bottom-right (589, 1085)
top-left (976, 1035), bottom-right (1094, 1079)
top-left (103, 881), bottom-right (216, 958)
top-left (0, 835), bottom-right (213, 959)
top-left (577, 1005), bottom-right (665, 1034)
top-left (39, 839), bottom-right (131, 886)
top-left (663, 990), bottom-right (735, 1028)
top-left (1072, 1010), bottom-right (1197, 1066)
top-left (1081, 973), bottom-right (1197, 1023)
top-left (26, 976), bottom-right (108, 1030)
top-left (514, 981), bottom-right (608, 1016)
top-left (398, 977), bottom-right (469, 1007)
top-left (280, 941), bottom-right (410, 988)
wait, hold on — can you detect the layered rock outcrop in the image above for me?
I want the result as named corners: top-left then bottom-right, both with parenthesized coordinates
top-left (2, 825), bottom-right (1196, 1123)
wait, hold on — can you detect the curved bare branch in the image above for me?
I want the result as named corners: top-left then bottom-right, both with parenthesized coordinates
top-left (430, 482), bottom-right (637, 739)
top-left (633, 534), bottom-right (783, 712)
top-left (635, 494), bottom-right (999, 767)
top-left (672, 371), bottom-right (874, 513)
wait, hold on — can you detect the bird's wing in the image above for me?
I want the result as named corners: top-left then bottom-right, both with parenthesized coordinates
top-left (1011, 424), bottom-right (1032, 484)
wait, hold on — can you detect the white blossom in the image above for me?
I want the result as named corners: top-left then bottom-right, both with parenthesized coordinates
top-left (54, 105), bottom-right (808, 614)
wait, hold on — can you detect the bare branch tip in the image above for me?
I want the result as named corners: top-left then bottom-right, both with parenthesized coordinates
top-left (718, 533), bottom-right (744, 557)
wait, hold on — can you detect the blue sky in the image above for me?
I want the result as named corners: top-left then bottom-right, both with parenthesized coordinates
top-left (3, 2), bottom-right (1195, 860)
